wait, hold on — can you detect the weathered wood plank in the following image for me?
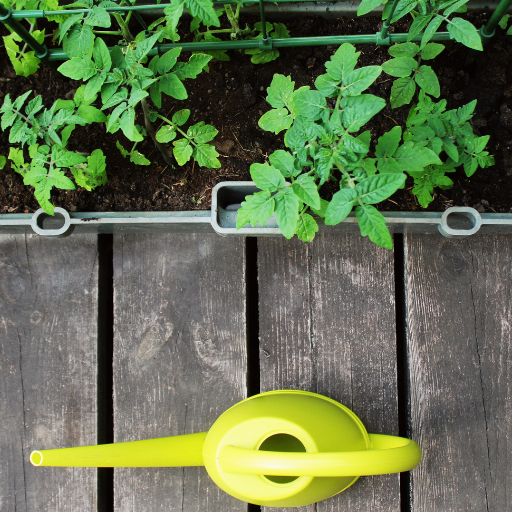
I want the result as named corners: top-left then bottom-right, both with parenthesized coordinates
top-left (406, 234), bottom-right (512, 512)
top-left (258, 235), bottom-right (400, 512)
top-left (0, 234), bottom-right (99, 512)
top-left (113, 234), bottom-right (247, 512)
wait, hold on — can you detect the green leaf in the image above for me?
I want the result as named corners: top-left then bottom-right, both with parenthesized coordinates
top-left (292, 89), bottom-right (326, 120)
top-left (84, 6), bottom-right (111, 28)
top-left (164, 0), bottom-right (186, 31)
top-left (420, 43), bottom-right (445, 60)
top-left (314, 73), bottom-right (339, 98)
top-left (63, 23), bottom-right (94, 59)
top-left (357, 0), bottom-right (384, 16)
top-left (157, 48), bottom-right (182, 74)
top-left (93, 36), bottom-right (111, 71)
top-left (391, 0), bottom-right (418, 22)
top-left (355, 204), bottom-right (393, 249)
top-left (160, 74), bottom-right (188, 100)
top-left (0, 156), bottom-right (6, 170)
top-left (58, 57), bottom-right (97, 80)
top-left (414, 65), bottom-right (440, 97)
top-left (116, 140), bottom-right (130, 158)
top-left (119, 107), bottom-right (143, 142)
top-left (443, 0), bottom-right (469, 17)
top-left (394, 141), bottom-right (443, 172)
top-left (412, 178), bottom-right (434, 207)
top-left (134, 32), bottom-right (161, 61)
top-left (156, 125), bottom-right (177, 143)
top-left (447, 18), bottom-right (483, 51)
top-left (326, 44), bottom-right (360, 82)
top-left (314, 147), bottom-right (334, 185)
top-left (443, 139), bottom-right (459, 162)
top-left (269, 150), bottom-right (297, 177)
top-left (72, 148), bottom-right (107, 191)
top-left (172, 109), bottom-right (191, 126)
top-left (77, 105), bottom-right (107, 124)
top-left (192, 143), bottom-right (221, 168)
top-left (266, 74), bottom-right (295, 109)
top-left (296, 213), bottom-right (319, 242)
top-left (376, 126), bottom-right (402, 158)
top-left (355, 173), bottom-right (406, 204)
top-left (390, 76), bottom-right (416, 108)
top-left (325, 187), bottom-right (358, 225)
top-left (407, 14), bottom-right (433, 41)
top-left (188, 122), bottom-right (218, 143)
top-left (187, 0), bottom-right (220, 27)
top-left (382, 57), bottom-right (418, 78)
top-left (173, 140), bottom-right (193, 165)
top-left (274, 188), bottom-right (299, 239)
top-left (421, 16), bottom-right (444, 48)
top-left (342, 66), bottom-right (382, 96)
top-left (342, 94), bottom-right (386, 132)
top-left (130, 150), bottom-right (151, 166)
top-left (250, 163), bottom-right (286, 192)
top-left (258, 108), bottom-right (293, 134)
top-left (291, 174), bottom-right (320, 209)
top-left (236, 190), bottom-right (275, 229)
top-left (388, 42), bottom-right (419, 58)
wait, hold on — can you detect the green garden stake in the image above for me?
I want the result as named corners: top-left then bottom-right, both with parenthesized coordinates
top-left (31, 390), bottom-right (421, 507)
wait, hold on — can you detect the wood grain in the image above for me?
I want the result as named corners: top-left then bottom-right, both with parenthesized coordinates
top-left (405, 234), bottom-right (512, 511)
top-left (258, 235), bottom-right (400, 512)
top-left (113, 234), bottom-right (247, 512)
top-left (0, 234), bottom-right (99, 512)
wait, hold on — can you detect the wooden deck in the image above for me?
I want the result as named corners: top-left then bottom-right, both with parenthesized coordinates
top-left (1, 232), bottom-right (510, 511)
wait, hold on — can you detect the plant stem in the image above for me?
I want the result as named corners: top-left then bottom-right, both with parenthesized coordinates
top-left (225, 4), bottom-right (239, 34)
top-left (141, 99), bottom-right (175, 165)
top-left (113, 13), bottom-right (134, 42)
top-left (93, 30), bottom-right (122, 35)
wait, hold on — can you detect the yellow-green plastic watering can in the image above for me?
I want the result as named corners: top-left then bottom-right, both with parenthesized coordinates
top-left (30, 390), bottom-right (421, 507)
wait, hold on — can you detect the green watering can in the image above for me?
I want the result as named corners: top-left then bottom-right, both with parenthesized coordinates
top-left (30, 390), bottom-right (421, 507)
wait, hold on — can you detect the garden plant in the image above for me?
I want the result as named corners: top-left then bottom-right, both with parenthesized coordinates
top-left (0, 0), bottom-right (510, 247)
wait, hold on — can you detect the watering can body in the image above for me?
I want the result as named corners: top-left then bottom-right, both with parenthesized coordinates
top-left (31, 390), bottom-right (421, 507)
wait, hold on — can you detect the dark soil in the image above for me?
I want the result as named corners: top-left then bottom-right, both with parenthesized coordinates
top-left (1, 12), bottom-right (511, 214)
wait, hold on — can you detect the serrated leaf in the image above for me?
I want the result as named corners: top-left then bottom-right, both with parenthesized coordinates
top-left (274, 188), bottom-right (299, 239)
top-left (250, 163), bottom-right (286, 192)
top-left (342, 66), bottom-right (382, 96)
top-left (172, 109), bottom-right (191, 126)
top-left (407, 14), bottom-right (433, 41)
top-left (292, 89), bottom-right (326, 120)
top-left (259, 108), bottom-right (293, 134)
top-left (236, 190), bottom-right (275, 229)
top-left (157, 48), bottom-right (182, 74)
top-left (413, 178), bottom-right (434, 207)
top-left (187, 0), bottom-right (221, 27)
top-left (390, 76), bottom-right (416, 108)
top-left (355, 204), bottom-right (393, 249)
top-left (160, 74), bottom-right (188, 100)
top-left (164, 0), bottom-right (186, 31)
top-left (325, 187), bottom-right (358, 225)
top-left (382, 57), bottom-right (418, 78)
top-left (296, 213), bottom-right (319, 242)
top-left (355, 173), bottom-right (406, 204)
top-left (63, 23), bottom-right (94, 59)
top-left (192, 143), bottom-right (221, 168)
top-left (421, 16), bottom-right (444, 48)
top-left (326, 44), bottom-right (360, 82)
top-left (173, 140), bottom-right (193, 165)
top-left (389, 42), bottom-right (420, 58)
top-left (342, 94), bottom-right (386, 132)
top-left (310, 198), bottom-right (329, 218)
top-left (156, 125), bottom-right (177, 143)
top-left (443, 0), bottom-right (469, 17)
top-left (420, 43), bottom-right (445, 60)
top-left (266, 74), bottom-right (295, 109)
top-left (391, 0), bottom-right (418, 22)
top-left (394, 141), bottom-right (443, 171)
top-left (376, 126), bottom-right (402, 158)
top-left (447, 18), bottom-right (483, 50)
top-left (291, 174), bottom-right (320, 209)
top-left (357, 0), bottom-right (384, 16)
top-left (269, 150), bottom-right (297, 177)
top-left (414, 65), bottom-right (440, 97)
top-left (314, 74), bottom-right (339, 98)
top-left (84, 6), bottom-right (111, 28)
top-left (58, 57), bottom-right (97, 80)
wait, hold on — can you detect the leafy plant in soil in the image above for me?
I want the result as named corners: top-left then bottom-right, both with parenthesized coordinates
top-left (236, 42), bottom-right (494, 248)
top-left (358, 0), bottom-right (483, 51)
top-left (0, 88), bottom-right (106, 214)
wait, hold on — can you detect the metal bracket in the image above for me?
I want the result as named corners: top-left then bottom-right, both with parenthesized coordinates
top-left (438, 207), bottom-right (482, 238)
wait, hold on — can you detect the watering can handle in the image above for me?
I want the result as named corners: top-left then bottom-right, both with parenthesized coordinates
top-left (218, 434), bottom-right (421, 477)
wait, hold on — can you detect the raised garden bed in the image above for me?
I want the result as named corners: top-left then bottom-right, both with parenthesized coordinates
top-left (0, 2), bottom-right (511, 242)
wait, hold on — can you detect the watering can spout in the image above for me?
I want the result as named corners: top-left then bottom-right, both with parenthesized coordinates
top-left (30, 432), bottom-right (207, 468)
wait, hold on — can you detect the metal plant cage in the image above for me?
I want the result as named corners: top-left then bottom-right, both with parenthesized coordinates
top-left (1, 0), bottom-right (512, 63)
